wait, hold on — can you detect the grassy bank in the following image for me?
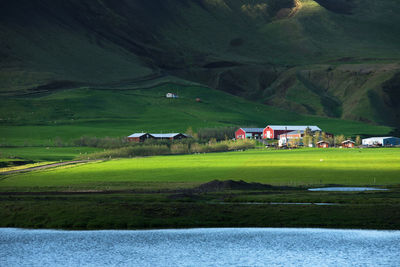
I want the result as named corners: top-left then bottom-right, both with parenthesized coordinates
top-left (1, 188), bottom-right (400, 230)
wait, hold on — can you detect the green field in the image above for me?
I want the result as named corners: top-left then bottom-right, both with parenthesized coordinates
top-left (1, 148), bottom-right (400, 230)
top-left (0, 83), bottom-right (392, 146)
top-left (0, 147), bottom-right (101, 162)
top-left (1, 148), bottom-right (399, 192)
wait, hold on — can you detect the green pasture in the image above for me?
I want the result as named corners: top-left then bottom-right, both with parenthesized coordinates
top-left (1, 148), bottom-right (399, 191)
top-left (0, 83), bottom-right (392, 146)
top-left (0, 147), bottom-right (101, 162)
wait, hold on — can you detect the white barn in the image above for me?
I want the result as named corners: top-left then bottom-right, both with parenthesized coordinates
top-left (362, 137), bottom-right (400, 147)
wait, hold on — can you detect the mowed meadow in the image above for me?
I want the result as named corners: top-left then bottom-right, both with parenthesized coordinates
top-left (1, 148), bottom-right (399, 192)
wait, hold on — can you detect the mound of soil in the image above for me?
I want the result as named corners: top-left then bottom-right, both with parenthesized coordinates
top-left (195, 180), bottom-right (273, 192)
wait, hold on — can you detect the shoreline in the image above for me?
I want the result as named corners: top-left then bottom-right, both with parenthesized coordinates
top-left (1, 191), bottom-right (399, 231)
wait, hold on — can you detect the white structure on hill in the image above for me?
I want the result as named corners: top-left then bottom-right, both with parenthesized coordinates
top-left (166, 93), bottom-right (178, 98)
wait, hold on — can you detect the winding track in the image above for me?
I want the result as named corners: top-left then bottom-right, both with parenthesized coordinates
top-left (0, 160), bottom-right (91, 176)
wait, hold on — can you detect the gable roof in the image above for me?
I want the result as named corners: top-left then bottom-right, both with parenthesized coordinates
top-left (151, 133), bottom-right (186, 138)
top-left (241, 128), bottom-right (264, 133)
top-left (128, 133), bottom-right (148, 138)
top-left (342, 140), bottom-right (355, 143)
top-left (267, 125), bottom-right (321, 131)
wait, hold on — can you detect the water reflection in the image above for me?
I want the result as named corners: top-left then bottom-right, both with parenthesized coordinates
top-left (1, 228), bottom-right (399, 266)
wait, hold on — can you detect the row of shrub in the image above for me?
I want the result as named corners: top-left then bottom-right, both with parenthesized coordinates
top-left (77, 139), bottom-right (257, 160)
top-left (72, 136), bottom-right (128, 149)
top-left (196, 126), bottom-right (237, 141)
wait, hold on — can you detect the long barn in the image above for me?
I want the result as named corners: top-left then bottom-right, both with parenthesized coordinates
top-left (263, 125), bottom-right (321, 139)
top-left (128, 133), bottom-right (189, 142)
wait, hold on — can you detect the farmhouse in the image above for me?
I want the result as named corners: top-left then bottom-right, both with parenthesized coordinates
top-left (362, 137), bottom-right (400, 147)
top-left (342, 140), bottom-right (355, 148)
top-left (128, 133), bottom-right (189, 142)
top-left (235, 128), bottom-right (264, 140)
top-left (263, 125), bottom-right (321, 139)
top-left (317, 141), bottom-right (330, 148)
top-left (128, 133), bottom-right (154, 142)
top-left (278, 130), bottom-right (304, 146)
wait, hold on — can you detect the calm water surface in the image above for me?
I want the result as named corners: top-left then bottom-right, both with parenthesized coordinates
top-left (308, 187), bottom-right (388, 192)
top-left (1, 228), bottom-right (400, 267)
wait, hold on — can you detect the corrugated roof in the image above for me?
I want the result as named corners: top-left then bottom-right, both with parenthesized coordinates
top-left (362, 137), bottom-right (395, 141)
top-left (285, 130), bottom-right (305, 135)
top-left (128, 133), bottom-right (148, 138)
top-left (267, 125), bottom-right (321, 131)
top-left (241, 128), bottom-right (264, 133)
top-left (151, 133), bottom-right (184, 138)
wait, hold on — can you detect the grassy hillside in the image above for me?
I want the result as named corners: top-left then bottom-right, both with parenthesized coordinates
top-left (0, 0), bottom-right (399, 128)
top-left (0, 82), bottom-right (391, 146)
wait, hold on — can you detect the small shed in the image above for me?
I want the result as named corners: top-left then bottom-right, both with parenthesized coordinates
top-left (342, 140), bottom-right (355, 148)
top-left (235, 128), bottom-right (264, 140)
top-left (317, 141), bottom-right (330, 148)
top-left (166, 93), bottom-right (178, 98)
top-left (128, 133), bottom-right (153, 143)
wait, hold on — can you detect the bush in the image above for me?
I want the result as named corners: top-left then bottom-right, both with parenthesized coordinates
top-left (170, 144), bottom-right (190, 154)
top-left (72, 136), bottom-right (128, 149)
top-left (78, 139), bottom-right (257, 160)
top-left (223, 139), bottom-right (257, 151)
top-left (197, 126), bottom-right (237, 141)
top-left (78, 145), bottom-right (170, 160)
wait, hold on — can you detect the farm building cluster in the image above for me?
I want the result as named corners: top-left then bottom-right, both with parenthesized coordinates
top-left (128, 133), bottom-right (188, 142)
top-left (235, 126), bottom-right (400, 148)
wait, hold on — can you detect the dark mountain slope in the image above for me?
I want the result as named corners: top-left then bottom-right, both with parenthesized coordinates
top-left (0, 0), bottom-right (399, 127)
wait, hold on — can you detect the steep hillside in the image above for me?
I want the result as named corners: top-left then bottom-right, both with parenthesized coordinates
top-left (0, 0), bottom-right (399, 127)
top-left (0, 83), bottom-right (391, 146)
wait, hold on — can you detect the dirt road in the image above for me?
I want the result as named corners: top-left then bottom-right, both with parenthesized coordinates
top-left (0, 160), bottom-right (91, 175)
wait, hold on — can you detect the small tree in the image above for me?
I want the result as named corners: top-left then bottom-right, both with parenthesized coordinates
top-left (305, 127), bottom-right (312, 136)
top-left (303, 134), bottom-right (311, 147)
top-left (322, 132), bottom-right (328, 141)
top-left (313, 131), bottom-right (321, 146)
top-left (185, 126), bottom-right (198, 139)
top-left (335, 134), bottom-right (345, 146)
top-left (355, 135), bottom-right (362, 146)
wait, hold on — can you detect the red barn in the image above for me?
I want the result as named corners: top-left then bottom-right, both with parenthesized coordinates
top-left (342, 140), bottom-right (355, 148)
top-left (235, 128), bottom-right (264, 140)
top-left (263, 125), bottom-right (321, 139)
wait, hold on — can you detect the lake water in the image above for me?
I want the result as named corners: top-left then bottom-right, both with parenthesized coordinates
top-left (308, 187), bottom-right (388, 192)
top-left (1, 228), bottom-right (400, 266)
